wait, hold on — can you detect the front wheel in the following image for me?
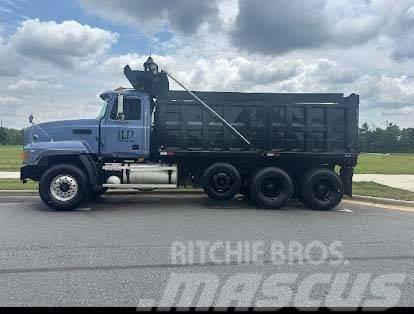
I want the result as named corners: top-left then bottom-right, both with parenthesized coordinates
top-left (39, 164), bottom-right (89, 211)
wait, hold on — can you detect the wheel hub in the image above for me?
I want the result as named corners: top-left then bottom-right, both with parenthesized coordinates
top-left (315, 183), bottom-right (327, 196)
top-left (261, 178), bottom-right (282, 199)
top-left (50, 174), bottom-right (79, 202)
top-left (60, 183), bottom-right (70, 192)
top-left (313, 180), bottom-right (334, 201)
top-left (211, 172), bottom-right (232, 193)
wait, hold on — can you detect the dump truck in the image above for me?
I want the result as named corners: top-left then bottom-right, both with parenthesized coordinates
top-left (21, 59), bottom-right (359, 211)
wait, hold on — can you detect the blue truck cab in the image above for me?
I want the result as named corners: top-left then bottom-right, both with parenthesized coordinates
top-left (22, 90), bottom-right (151, 163)
top-left (21, 59), bottom-right (358, 211)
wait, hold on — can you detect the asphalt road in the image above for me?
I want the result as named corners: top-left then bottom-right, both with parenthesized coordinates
top-left (0, 193), bottom-right (413, 307)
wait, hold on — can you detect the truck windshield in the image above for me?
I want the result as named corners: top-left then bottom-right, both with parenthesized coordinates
top-left (97, 99), bottom-right (109, 119)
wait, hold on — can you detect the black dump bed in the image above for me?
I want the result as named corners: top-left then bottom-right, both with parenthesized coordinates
top-left (154, 91), bottom-right (359, 155)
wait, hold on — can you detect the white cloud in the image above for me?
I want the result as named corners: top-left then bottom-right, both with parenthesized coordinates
top-left (0, 19), bottom-right (119, 128)
top-left (217, 0), bottom-right (239, 30)
top-left (10, 19), bottom-right (118, 68)
top-left (163, 56), bottom-right (306, 92)
top-left (379, 105), bottom-right (414, 127)
top-left (0, 95), bottom-right (22, 105)
top-left (303, 59), bottom-right (358, 84)
top-left (0, 34), bottom-right (24, 76)
top-left (103, 53), bottom-right (175, 75)
top-left (8, 78), bottom-right (63, 91)
top-left (382, 106), bottom-right (414, 115)
top-left (379, 77), bottom-right (413, 101)
top-left (79, 0), bottom-right (219, 35)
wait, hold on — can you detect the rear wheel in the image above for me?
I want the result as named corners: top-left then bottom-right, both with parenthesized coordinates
top-left (39, 164), bottom-right (89, 211)
top-left (299, 168), bottom-right (344, 211)
top-left (203, 163), bottom-right (241, 201)
top-left (249, 167), bottom-right (293, 209)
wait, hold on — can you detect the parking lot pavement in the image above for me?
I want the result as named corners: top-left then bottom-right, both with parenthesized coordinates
top-left (0, 193), bottom-right (413, 307)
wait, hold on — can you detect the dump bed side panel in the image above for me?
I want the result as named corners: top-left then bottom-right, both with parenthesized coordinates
top-left (155, 92), bottom-right (359, 154)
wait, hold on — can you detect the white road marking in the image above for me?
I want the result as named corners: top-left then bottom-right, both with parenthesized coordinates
top-left (76, 207), bottom-right (92, 211)
top-left (340, 208), bottom-right (353, 213)
top-left (137, 299), bottom-right (156, 308)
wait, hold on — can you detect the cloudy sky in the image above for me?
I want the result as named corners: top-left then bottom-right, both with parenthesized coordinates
top-left (0, 0), bottom-right (413, 129)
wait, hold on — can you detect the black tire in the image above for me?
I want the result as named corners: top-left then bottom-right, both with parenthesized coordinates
top-left (299, 168), bottom-right (344, 211)
top-left (249, 167), bottom-right (293, 209)
top-left (89, 187), bottom-right (108, 200)
top-left (39, 164), bottom-right (89, 211)
top-left (203, 163), bottom-right (241, 201)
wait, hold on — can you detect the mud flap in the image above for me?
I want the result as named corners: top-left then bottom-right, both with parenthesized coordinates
top-left (340, 166), bottom-right (354, 197)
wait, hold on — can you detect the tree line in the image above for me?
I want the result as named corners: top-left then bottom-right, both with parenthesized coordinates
top-left (359, 122), bottom-right (414, 153)
top-left (0, 127), bottom-right (23, 146)
top-left (0, 123), bottom-right (413, 153)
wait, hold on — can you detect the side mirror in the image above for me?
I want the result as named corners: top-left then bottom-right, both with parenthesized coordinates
top-left (117, 94), bottom-right (125, 120)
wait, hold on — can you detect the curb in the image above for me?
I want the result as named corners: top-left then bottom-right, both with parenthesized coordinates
top-left (0, 190), bottom-right (39, 196)
top-left (347, 195), bottom-right (414, 208)
top-left (1, 190), bottom-right (413, 207)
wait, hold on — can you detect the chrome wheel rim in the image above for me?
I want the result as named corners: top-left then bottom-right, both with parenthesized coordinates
top-left (50, 174), bottom-right (79, 202)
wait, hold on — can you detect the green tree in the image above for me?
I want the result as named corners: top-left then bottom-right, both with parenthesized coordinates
top-left (400, 128), bottom-right (414, 153)
top-left (358, 122), bottom-right (370, 152)
top-left (0, 127), bottom-right (23, 145)
top-left (357, 122), bottom-right (412, 153)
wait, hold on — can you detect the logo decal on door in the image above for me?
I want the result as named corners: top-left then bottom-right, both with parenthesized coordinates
top-left (118, 129), bottom-right (134, 142)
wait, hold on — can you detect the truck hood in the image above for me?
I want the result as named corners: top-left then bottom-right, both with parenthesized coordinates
top-left (23, 119), bottom-right (100, 147)
top-left (36, 118), bottom-right (99, 129)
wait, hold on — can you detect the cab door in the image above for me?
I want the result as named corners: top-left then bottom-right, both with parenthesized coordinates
top-left (102, 94), bottom-right (150, 158)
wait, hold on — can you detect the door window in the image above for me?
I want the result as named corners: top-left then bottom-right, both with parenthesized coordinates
top-left (110, 97), bottom-right (142, 120)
